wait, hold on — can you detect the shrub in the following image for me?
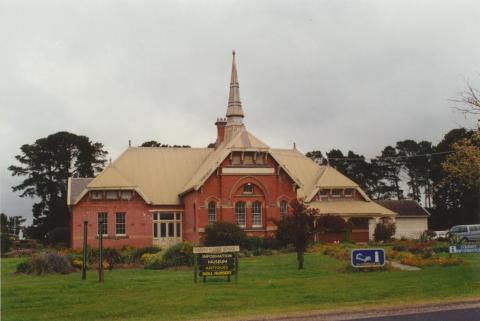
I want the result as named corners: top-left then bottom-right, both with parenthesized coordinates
top-left (1, 232), bottom-right (13, 255)
top-left (123, 246), bottom-right (161, 264)
top-left (161, 243), bottom-right (193, 267)
top-left (392, 244), bottom-right (408, 252)
top-left (16, 252), bottom-right (75, 275)
top-left (45, 227), bottom-right (70, 246)
top-left (202, 222), bottom-right (248, 248)
top-left (432, 245), bottom-right (449, 253)
top-left (409, 243), bottom-right (426, 254)
top-left (16, 261), bottom-right (31, 273)
top-left (246, 236), bottom-right (281, 250)
top-left (373, 222), bottom-right (396, 242)
top-left (145, 243), bottom-right (193, 269)
top-left (419, 230), bottom-right (436, 243)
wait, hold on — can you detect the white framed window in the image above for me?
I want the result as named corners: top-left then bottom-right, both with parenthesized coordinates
top-left (344, 189), bottom-right (354, 198)
top-left (243, 183), bottom-right (253, 194)
top-left (235, 202), bottom-right (246, 227)
top-left (252, 201), bottom-right (262, 227)
top-left (97, 212), bottom-right (108, 236)
top-left (207, 201), bottom-right (216, 224)
top-left (106, 191), bottom-right (118, 200)
top-left (331, 189), bottom-right (342, 198)
top-left (116, 212), bottom-right (126, 235)
top-left (90, 191), bottom-right (102, 200)
top-left (319, 189), bottom-right (329, 200)
top-left (121, 191), bottom-right (132, 200)
top-left (280, 200), bottom-right (288, 219)
top-left (152, 212), bottom-right (182, 239)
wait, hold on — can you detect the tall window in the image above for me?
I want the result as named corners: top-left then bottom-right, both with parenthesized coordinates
top-left (207, 201), bottom-right (216, 224)
top-left (280, 200), bottom-right (288, 219)
top-left (97, 212), bottom-right (108, 235)
top-left (235, 202), bottom-right (246, 227)
top-left (252, 201), bottom-right (262, 227)
top-left (116, 212), bottom-right (126, 235)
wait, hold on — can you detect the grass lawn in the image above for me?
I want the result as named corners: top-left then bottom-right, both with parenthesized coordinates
top-left (2, 252), bottom-right (480, 321)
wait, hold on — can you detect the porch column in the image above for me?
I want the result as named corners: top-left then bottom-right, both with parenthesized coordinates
top-left (368, 217), bottom-right (380, 241)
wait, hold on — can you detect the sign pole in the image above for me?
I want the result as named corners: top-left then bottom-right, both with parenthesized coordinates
top-left (98, 218), bottom-right (104, 283)
top-left (82, 220), bottom-right (88, 280)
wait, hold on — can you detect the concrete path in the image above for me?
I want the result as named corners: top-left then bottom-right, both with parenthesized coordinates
top-left (389, 261), bottom-right (421, 271)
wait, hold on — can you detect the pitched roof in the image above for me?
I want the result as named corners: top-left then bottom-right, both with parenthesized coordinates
top-left (67, 178), bottom-right (93, 205)
top-left (80, 147), bottom-right (213, 205)
top-left (375, 200), bottom-right (430, 217)
top-left (269, 148), bottom-right (323, 198)
top-left (181, 129), bottom-right (270, 194)
top-left (309, 200), bottom-right (396, 217)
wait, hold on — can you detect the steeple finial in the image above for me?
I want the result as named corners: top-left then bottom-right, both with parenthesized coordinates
top-left (226, 50), bottom-right (244, 124)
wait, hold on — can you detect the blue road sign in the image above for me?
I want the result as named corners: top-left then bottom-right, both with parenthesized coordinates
top-left (351, 248), bottom-right (385, 267)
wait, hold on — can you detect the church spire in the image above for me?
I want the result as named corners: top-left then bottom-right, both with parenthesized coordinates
top-left (226, 50), bottom-right (244, 125)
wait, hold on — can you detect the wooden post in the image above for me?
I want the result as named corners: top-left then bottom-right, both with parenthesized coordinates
top-left (98, 218), bottom-right (104, 283)
top-left (82, 220), bottom-right (88, 280)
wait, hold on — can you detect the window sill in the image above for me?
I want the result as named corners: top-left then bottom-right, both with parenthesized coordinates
top-left (244, 228), bottom-right (266, 232)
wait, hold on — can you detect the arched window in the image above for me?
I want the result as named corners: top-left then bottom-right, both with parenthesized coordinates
top-left (243, 183), bottom-right (253, 194)
top-left (280, 200), bottom-right (288, 219)
top-left (252, 201), bottom-right (262, 227)
top-left (235, 201), bottom-right (246, 227)
top-left (207, 201), bottom-right (216, 224)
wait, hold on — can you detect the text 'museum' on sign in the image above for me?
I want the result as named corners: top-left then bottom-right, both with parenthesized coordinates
top-left (351, 248), bottom-right (385, 268)
top-left (193, 246), bottom-right (239, 282)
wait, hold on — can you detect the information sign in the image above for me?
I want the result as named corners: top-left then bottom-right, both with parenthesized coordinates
top-left (351, 248), bottom-right (385, 268)
top-left (193, 246), bottom-right (239, 282)
top-left (449, 244), bottom-right (480, 254)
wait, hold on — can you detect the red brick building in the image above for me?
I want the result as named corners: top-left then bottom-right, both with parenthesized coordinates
top-left (68, 53), bottom-right (395, 249)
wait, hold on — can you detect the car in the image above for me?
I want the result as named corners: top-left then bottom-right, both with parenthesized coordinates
top-left (448, 224), bottom-right (480, 242)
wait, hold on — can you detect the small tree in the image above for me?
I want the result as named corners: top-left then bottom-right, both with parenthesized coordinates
top-left (373, 221), bottom-right (396, 242)
top-left (274, 199), bottom-right (319, 269)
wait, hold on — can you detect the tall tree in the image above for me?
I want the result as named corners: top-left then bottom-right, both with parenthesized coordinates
top-left (306, 150), bottom-right (327, 165)
top-left (375, 146), bottom-right (403, 199)
top-left (8, 132), bottom-right (107, 241)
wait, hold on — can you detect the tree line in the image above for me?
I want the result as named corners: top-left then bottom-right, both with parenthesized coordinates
top-left (306, 127), bottom-right (479, 229)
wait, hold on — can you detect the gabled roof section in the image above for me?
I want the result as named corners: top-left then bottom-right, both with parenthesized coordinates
top-left (269, 148), bottom-right (323, 198)
top-left (375, 200), bottom-right (430, 217)
top-left (303, 165), bottom-right (370, 202)
top-left (76, 147), bottom-right (212, 205)
top-left (181, 129), bottom-right (270, 194)
top-left (67, 177), bottom-right (93, 206)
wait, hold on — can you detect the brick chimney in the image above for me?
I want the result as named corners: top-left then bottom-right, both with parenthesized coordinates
top-left (215, 118), bottom-right (227, 147)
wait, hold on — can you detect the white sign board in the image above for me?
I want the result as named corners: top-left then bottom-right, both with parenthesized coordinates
top-left (449, 244), bottom-right (480, 254)
top-left (193, 245), bottom-right (240, 254)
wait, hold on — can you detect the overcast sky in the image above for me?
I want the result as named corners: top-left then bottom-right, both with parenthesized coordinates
top-left (1, 0), bottom-right (479, 224)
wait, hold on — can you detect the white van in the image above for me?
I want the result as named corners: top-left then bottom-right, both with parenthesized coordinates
top-left (449, 225), bottom-right (480, 242)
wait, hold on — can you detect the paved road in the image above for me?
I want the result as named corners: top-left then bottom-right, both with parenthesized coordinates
top-left (352, 307), bottom-right (480, 321)
top-left (249, 300), bottom-right (480, 321)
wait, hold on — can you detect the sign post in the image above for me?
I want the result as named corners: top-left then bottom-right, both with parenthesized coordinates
top-left (351, 248), bottom-right (385, 268)
top-left (193, 246), bottom-right (240, 283)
